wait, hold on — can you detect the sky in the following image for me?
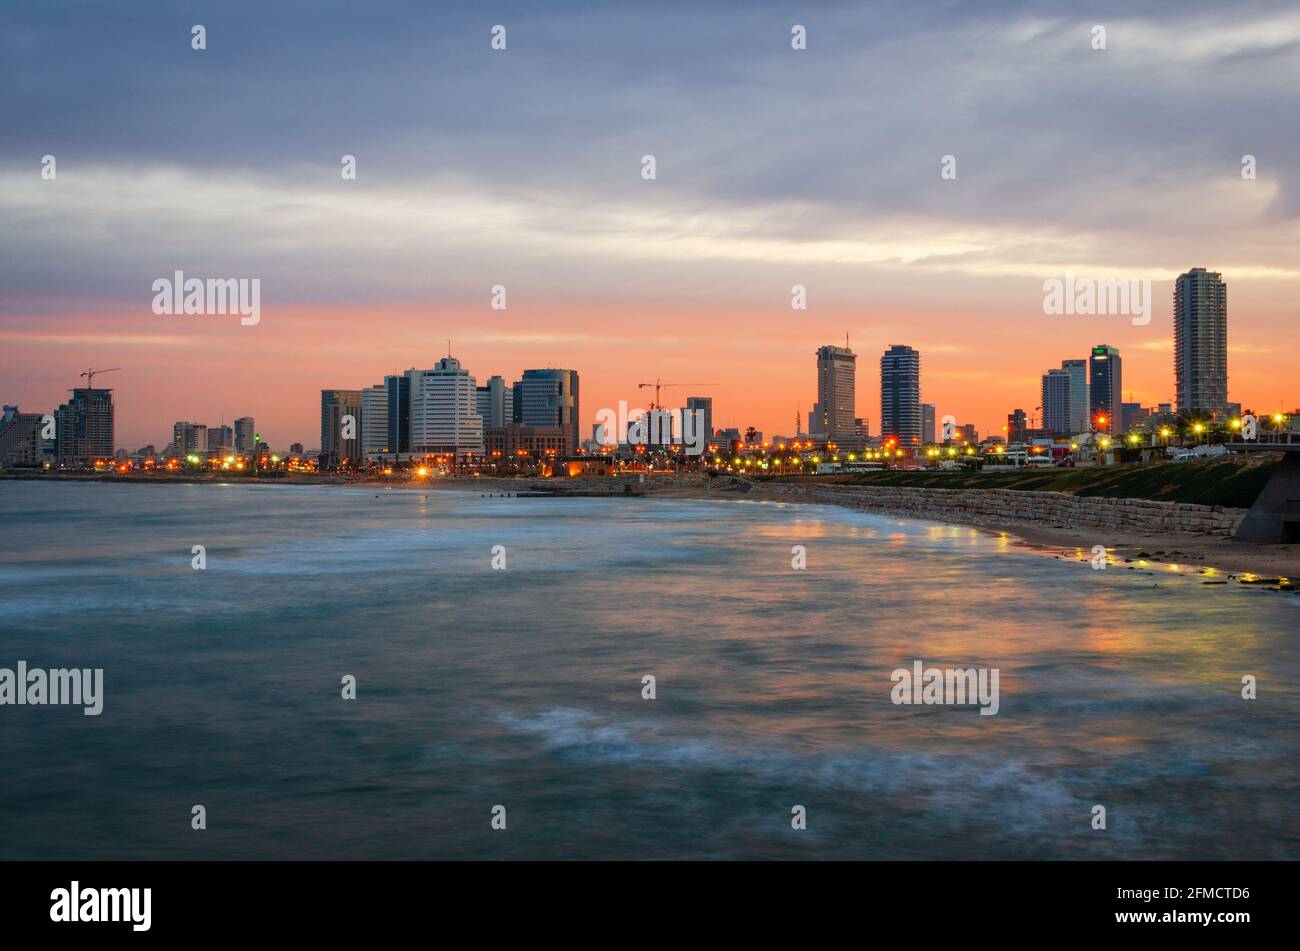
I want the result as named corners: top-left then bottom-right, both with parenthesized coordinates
top-left (2, 0), bottom-right (1297, 449)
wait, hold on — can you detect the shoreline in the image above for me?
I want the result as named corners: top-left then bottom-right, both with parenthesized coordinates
top-left (726, 482), bottom-right (1297, 585)
top-left (6, 471), bottom-right (1296, 583)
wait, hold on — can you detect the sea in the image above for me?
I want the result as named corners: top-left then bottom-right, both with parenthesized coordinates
top-left (1, 480), bottom-right (1296, 859)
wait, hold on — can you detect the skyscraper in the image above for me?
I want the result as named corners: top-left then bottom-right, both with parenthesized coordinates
top-left (1041, 368), bottom-right (1072, 434)
top-left (1061, 359), bottom-right (1089, 433)
top-left (53, 388), bottom-right (114, 465)
top-left (320, 389), bottom-right (363, 466)
top-left (1088, 345), bottom-right (1121, 433)
top-left (1174, 267), bottom-right (1228, 415)
top-left (515, 369), bottom-right (579, 453)
top-left (880, 345), bottom-right (921, 447)
top-left (234, 417), bottom-right (255, 453)
top-left (410, 357), bottom-right (482, 455)
top-left (814, 345), bottom-right (857, 439)
top-left (361, 384), bottom-right (389, 456)
top-left (385, 373), bottom-right (412, 454)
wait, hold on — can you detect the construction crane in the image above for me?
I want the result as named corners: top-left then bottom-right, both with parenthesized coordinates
top-left (79, 367), bottom-right (120, 389)
top-left (637, 379), bottom-right (717, 410)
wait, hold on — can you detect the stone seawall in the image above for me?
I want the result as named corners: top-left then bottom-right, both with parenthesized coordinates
top-left (760, 482), bottom-right (1247, 537)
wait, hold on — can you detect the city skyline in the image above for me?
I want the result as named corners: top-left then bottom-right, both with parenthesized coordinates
top-left (4, 283), bottom-right (1287, 455)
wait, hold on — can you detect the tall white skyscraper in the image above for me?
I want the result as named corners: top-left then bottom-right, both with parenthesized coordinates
top-left (409, 357), bottom-right (483, 454)
top-left (1174, 267), bottom-right (1228, 415)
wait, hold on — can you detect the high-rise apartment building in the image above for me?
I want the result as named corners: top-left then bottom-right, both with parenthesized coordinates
top-left (921, 403), bottom-right (935, 445)
top-left (1174, 267), bottom-right (1228, 415)
top-left (880, 345), bottom-right (921, 447)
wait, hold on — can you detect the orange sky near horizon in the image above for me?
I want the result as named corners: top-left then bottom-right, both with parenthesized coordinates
top-left (1, 287), bottom-right (1291, 451)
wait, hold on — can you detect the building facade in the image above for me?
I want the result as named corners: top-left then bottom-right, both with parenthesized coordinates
top-left (880, 345), bottom-right (922, 447)
top-left (1007, 408), bottom-right (1029, 443)
top-left (515, 369), bottom-right (579, 453)
top-left (206, 425), bottom-right (233, 451)
top-left (685, 396), bottom-right (713, 451)
top-left (814, 345), bottom-right (857, 439)
top-left (485, 424), bottom-right (569, 461)
top-left (1088, 345), bottom-right (1122, 433)
top-left (320, 389), bottom-right (363, 467)
top-left (475, 375), bottom-right (512, 431)
top-left (1061, 359), bottom-right (1090, 433)
top-left (1174, 267), bottom-right (1228, 416)
top-left (234, 417), bottom-right (255, 453)
top-left (361, 384), bottom-right (389, 456)
top-left (52, 388), bottom-right (113, 465)
top-left (1041, 368), bottom-right (1072, 434)
top-left (385, 373), bottom-right (412, 455)
top-left (410, 358), bottom-right (482, 455)
top-left (172, 422), bottom-right (207, 454)
top-left (0, 406), bottom-right (45, 467)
